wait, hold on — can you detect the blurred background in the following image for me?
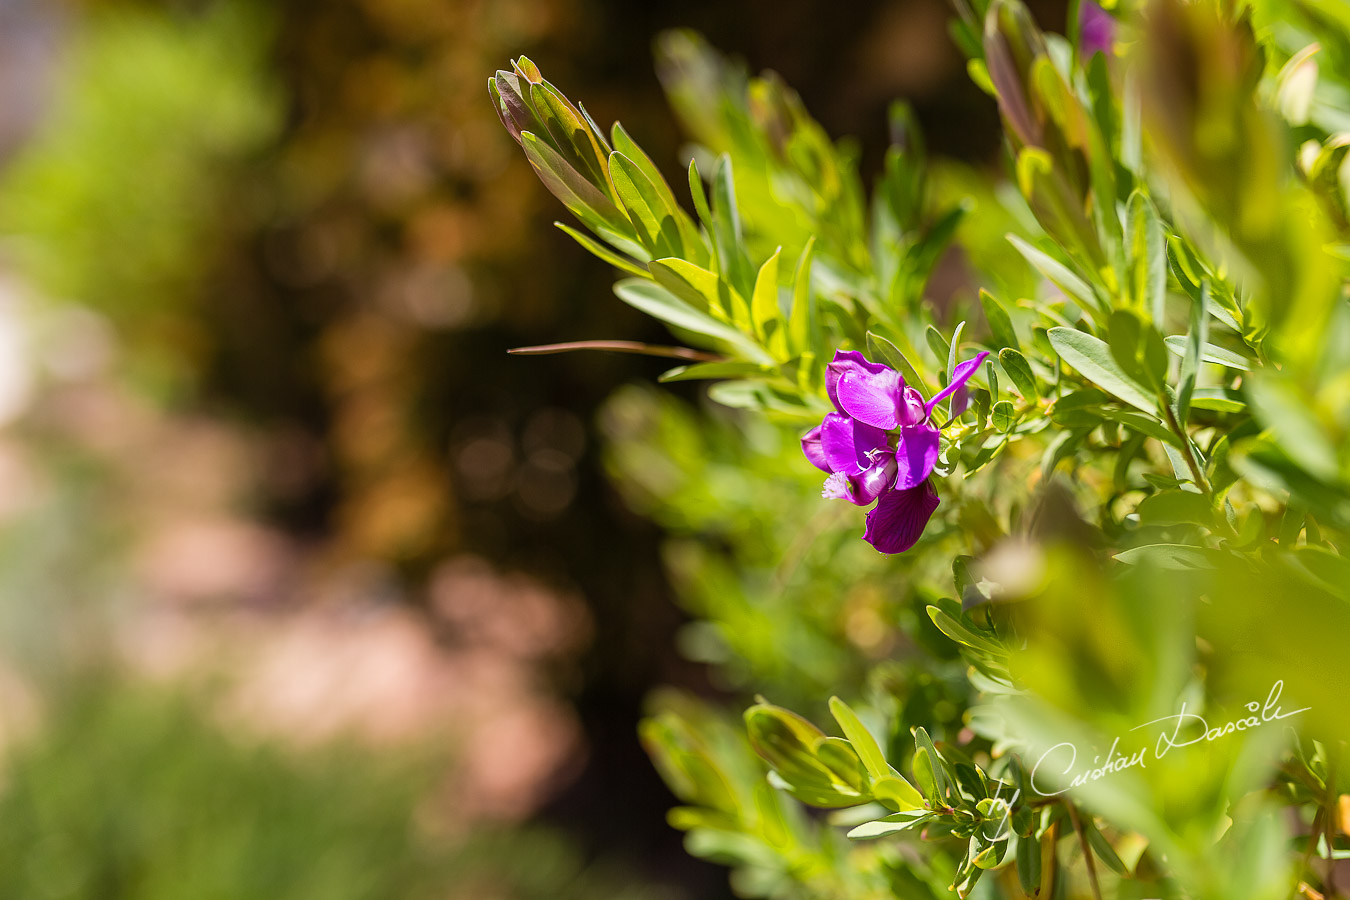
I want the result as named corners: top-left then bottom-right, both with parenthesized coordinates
top-left (0, 0), bottom-right (1061, 895)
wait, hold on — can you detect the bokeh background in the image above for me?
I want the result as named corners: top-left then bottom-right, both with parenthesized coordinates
top-left (0, 0), bottom-right (1062, 895)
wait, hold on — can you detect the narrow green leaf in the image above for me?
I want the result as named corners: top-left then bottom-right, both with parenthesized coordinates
top-left (847, 810), bottom-right (931, 840)
top-left (1008, 234), bottom-right (1098, 311)
top-left (787, 237), bottom-right (818, 360)
top-left (611, 122), bottom-right (703, 258)
top-left (1081, 816), bottom-right (1129, 876)
top-left (555, 222), bottom-right (650, 277)
top-left (1048, 326), bottom-right (1156, 412)
top-left (610, 151), bottom-right (685, 259)
top-left (979, 289), bottom-right (1020, 351)
top-left (711, 155), bottom-right (754, 300)
top-left (521, 131), bottom-right (632, 243)
top-left (531, 81), bottom-right (610, 191)
top-left (1126, 190), bottom-right (1167, 322)
top-left (658, 361), bottom-right (770, 382)
top-left (613, 278), bottom-right (766, 361)
top-left (1162, 335), bottom-right (1251, 370)
top-left (926, 325), bottom-right (951, 374)
top-left (926, 605), bottom-right (1007, 658)
top-left (1176, 282), bottom-right (1209, 426)
top-left (828, 697), bottom-right (888, 782)
top-left (751, 249), bottom-right (786, 358)
top-left (1017, 831), bottom-right (1043, 894)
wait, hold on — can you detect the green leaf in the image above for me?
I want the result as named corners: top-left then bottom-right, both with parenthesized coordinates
top-left (926, 605), bottom-right (1007, 658)
top-left (610, 150), bottom-right (685, 259)
top-left (530, 81), bottom-right (610, 191)
top-left (611, 122), bottom-right (703, 259)
top-left (613, 278), bottom-right (766, 361)
top-left (787, 236), bottom-right (818, 363)
top-left (1135, 490), bottom-right (1214, 526)
top-left (658, 361), bottom-right (771, 382)
top-left (1081, 816), bottom-right (1129, 876)
top-left (925, 325), bottom-right (951, 375)
top-left (913, 728), bottom-right (950, 804)
top-left (1048, 326), bottom-right (1157, 412)
top-left (649, 257), bottom-right (744, 323)
top-left (871, 776), bottom-right (927, 812)
top-left (992, 400), bottom-right (1017, 432)
top-left (1096, 407), bottom-right (1182, 447)
top-left (1008, 234), bottom-right (1098, 312)
top-left (710, 155), bottom-right (754, 301)
top-left (1162, 336), bottom-right (1252, 370)
top-left (555, 222), bottom-right (649, 278)
top-left (828, 697), bottom-right (889, 782)
top-left (980, 289), bottom-right (1020, 351)
top-left (998, 348), bottom-right (1037, 398)
top-left (1014, 831), bottom-right (1041, 893)
top-left (1189, 387), bottom-right (1246, 413)
top-left (1112, 543), bottom-right (1216, 569)
top-left (751, 249), bottom-right (786, 358)
top-left (687, 159), bottom-right (713, 232)
top-left (847, 810), bottom-right (931, 840)
top-left (1176, 282), bottom-right (1209, 426)
top-left (521, 131), bottom-right (633, 245)
top-left (1126, 190), bottom-right (1167, 322)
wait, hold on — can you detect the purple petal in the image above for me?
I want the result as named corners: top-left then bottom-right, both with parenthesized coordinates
top-left (863, 481), bottom-right (941, 555)
top-left (848, 456), bottom-right (898, 506)
top-left (837, 365), bottom-right (906, 430)
top-left (826, 350), bottom-right (892, 413)
top-left (821, 412), bottom-right (890, 475)
top-left (950, 385), bottom-right (970, 418)
top-left (899, 386), bottom-right (926, 426)
top-left (926, 351), bottom-right (990, 416)
top-left (1080, 1), bottom-right (1116, 59)
top-left (821, 456), bottom-right (897, 506)
top-left (894, 424), bottom-right (941, 490)
top-left (802, 425), bottom-right (829, 473)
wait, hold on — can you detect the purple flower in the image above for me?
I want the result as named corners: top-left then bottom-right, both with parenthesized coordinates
top-left (803, 347), bottom-right (990, 554)
top-left (1079, 0), bottom-right (1116, 60)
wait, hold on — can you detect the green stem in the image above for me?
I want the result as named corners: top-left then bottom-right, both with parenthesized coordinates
top-left (1068, 803), bottom-right (1104, 900)
top-left (1160, 398), bottom-right (1212, 497)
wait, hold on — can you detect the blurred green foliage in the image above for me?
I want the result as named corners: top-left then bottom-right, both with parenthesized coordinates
top-left (0, 679), bottom-right (669, 900)
top-left (494, 0), bottom-right (1350, 896)
top-left (0, 1), bottom-right (280, 392)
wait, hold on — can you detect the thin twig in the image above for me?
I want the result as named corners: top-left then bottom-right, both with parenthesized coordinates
top-left (1160, 399), bottom-right (1212, 497)
top-left (508, 340), bottom-right (722, 362)
top-left (1068, 802), bottom-right (1105, 900)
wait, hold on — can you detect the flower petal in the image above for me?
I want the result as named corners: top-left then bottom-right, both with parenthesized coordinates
top-left (894, 424), bottom-right (940, 490)
top-left (848, 456), bottom-right (897, 506)
top-left (926, 351), bottom-right (990, 415)
top-left (1079, 0), bottom-right (1116, 59)
top-left (820, 412), bottom-right (889, 474)
top-left (863, 481), bottom-right (941, 554)
top-left (899, 386), bottom-right (926, 426)
top-left (826, 349), bottom-right (890, 412)
top-left (802, 424), bottom-right (831, 472)
top-left (837, 365), bottom-right (906, 430)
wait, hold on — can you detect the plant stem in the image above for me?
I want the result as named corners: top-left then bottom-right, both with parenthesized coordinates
top-left (1068, 803), bottom-right (1105, 900)
top-left (1160, 399), bottom-right (1212, 496)
top-left (507, 340), bottom-right (723, 361)
top-left (1325, 747), bottom-right (1341, 898)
